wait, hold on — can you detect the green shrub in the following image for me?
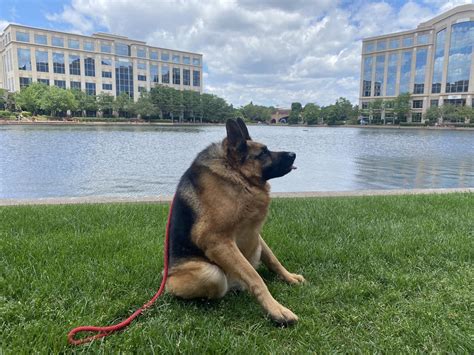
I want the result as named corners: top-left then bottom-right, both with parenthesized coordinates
top-left (0, 110), bottom-right (12, 118)
top-left (21, 111), bottom-right (32, 117)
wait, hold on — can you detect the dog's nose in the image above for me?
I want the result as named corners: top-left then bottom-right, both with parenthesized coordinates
top-left (288, 152), bottom-right (296, 160)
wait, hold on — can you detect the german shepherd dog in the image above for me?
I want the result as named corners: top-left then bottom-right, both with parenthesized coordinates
top-left (165, 118), bottom-right (305, 325)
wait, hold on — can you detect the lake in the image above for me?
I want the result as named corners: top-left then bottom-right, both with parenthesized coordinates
top-left (0, 124), bottom-right (473, 199)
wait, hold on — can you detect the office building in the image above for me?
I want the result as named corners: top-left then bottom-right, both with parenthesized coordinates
top-left (359, 4), bottom-right (473, 122)
top-left (0, 24), bottom-right (203, 100)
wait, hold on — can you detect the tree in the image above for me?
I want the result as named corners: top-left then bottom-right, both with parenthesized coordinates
top-left (369, 98), bottom-right (384, 124)
top-left (241, 102), bottom-right (272, 122)
top-left (334, 97), bottom-right (355, 123)
top-left (113, 93), bottom-right (133, 117)
top-left (288, 102), bottom-right (302, 124)
top-left (72, 89), bottom-right (97, 117)
top-left (14, 83), bottom-right (47, 115)
top-left (0, 88), bottom-right (6, 109)
top-left (302, 103), bottom-right (321, 125)
top-left (41, 86), bottom-right (77, 117)
top-left (96, 93), bottom-right (114, 118)
top-left (425, 106), bottom-right (441, 124)
top-left (457, 105), bottom-right (474, 124)
top-left (322, 104), bottom-right (337, 124)
top-left (393, 93), bottom-right (411, 123)
top-left (134, 92), bottom-right (158, 120)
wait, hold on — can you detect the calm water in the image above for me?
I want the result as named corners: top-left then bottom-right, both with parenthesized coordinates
top-left (0, 125), bottom-right (473, 198)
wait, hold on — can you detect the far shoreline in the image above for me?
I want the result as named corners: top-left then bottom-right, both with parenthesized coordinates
top-left (1, 120), bottom-right (473, 131)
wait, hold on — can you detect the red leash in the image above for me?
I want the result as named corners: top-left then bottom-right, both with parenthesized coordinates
top-left (67, 198), bottom-right (174, 345)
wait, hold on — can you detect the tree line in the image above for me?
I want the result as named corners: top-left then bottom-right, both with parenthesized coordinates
top-left (0, 84), bottom-right (235, 123)
top-left (1, 85), bottom-right (472, 125)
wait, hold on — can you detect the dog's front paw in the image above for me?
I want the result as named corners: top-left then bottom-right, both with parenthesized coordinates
top-left (268, 303), bottom-right (299, 326)
top-left (282, 272), bottom-right (306, 285)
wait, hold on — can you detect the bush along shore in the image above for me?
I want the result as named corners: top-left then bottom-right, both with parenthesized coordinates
top-left (2, 85), bottom-right (472, 127)
top-left (1, 193), bottom-right (473, 352)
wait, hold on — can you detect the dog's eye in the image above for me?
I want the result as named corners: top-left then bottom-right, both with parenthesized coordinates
top-left (257, 147), bottom-right (269, 159)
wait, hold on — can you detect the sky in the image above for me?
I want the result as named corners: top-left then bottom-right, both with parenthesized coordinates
top-left (0, 0), bottom-right (472, 108)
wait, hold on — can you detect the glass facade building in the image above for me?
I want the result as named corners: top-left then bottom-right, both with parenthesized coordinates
top-left (360, 4), bottom-right (474, 122)
top-left (0, 24), bottom-right (203, 99)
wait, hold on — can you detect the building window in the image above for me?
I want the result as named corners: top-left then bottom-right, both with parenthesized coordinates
top-left (70, 81), bottom-right (81, 90)
top-left (172, 68), bottom-right (180, 84)
top-left (115, 43), bottom-right (130, 56)
top-left (85, 82), bottom-right (96, 95)
top-left (101, 58), bottom-right (112, 66)
top-left (68, 39), bottom-right (80, 49)
top-left (137, 48), bottom-right (146, 58)
top-left (138, 74), bottom-right (147, 81)
top-left (137, 62), bottom-right (146, 70)
top-left (413, 48), bottom-right (427, 94)
top-left (399, 51), bottom-right (412, 94)
top-left (162, 65), bottom-right (169, 83)
top-left (54, 80), bottom-right (66, 89)
top-left (35, 34), bottom-right (47, 45)
top-left (102, 83), bottom-right (113, 90)
top-left (161, 52), bottom-right (170, 61)
top-left (16, 31), bottom-right (30, 42)
top-left (172, 54), bottom-right (180, 64)
top-left (183, 56), bottom-right (191, 65)
top-left (53, 53), bottom-right (65, 74)
top-left (412, 100), bottom-right (423, 109)
top-left (101, 42), bottom-right (112, 53)
top-left (193, 70), bottom-right (200, 87)
top-left (84, 57), bottom-right (95, 76)
top-left (183, 69), bottom-right (190, 85)
top-left (19, 77), bottom-right (32, 89)
top-left (430, 100), bottom-right (439, 107)
top-left (364, 42), bottom-right (374, 53)
top-left (115, 59), bottom-right (134, 98)
top-left (69, 55), bottom-right (81, 75)
top-left (84, 41), bottom-right (94, 51)
top-left (412, 112), bottom-right (422, 122)
top-left (52, 36), bottom-right (64, 47)
top-left (36, 50), bottom-right (49, 72)
top-left (361, 102), bottom-right (369, 109)
top-left (362, 56), bottom-right (372, 97)
top-left (446, 21), bottom-right (473, 93)
top-left (102, 71), bottom-right (112, 78)
top-left (138, 86), bottom-right (146, 93)
top-left (402, 36), bottom-right (413, 47)
top-left (150, 64), bottom-right (159, 83)
top-left (432, 29), bottom-right (446, 94)
top-left (444, 99), bottom-right (466, 106)
top-left (150, 51), bottom-right (158, 60)
top-left (376, 40), bottom-right (386, 51)
top-left (389, 39), bottom-right (399, 49)
top-left (386, 53), bottom-right (398, 96)
top-left (193, 57), bottom-right (200, 66)
top-left (37, 78), bottom-right (50, 85)
top-left (417, 33), bottom-right (429, 45)
top-left (374, 55), bottom-right (385, 96)
top-left (17, 48), bottom-right (31, 71)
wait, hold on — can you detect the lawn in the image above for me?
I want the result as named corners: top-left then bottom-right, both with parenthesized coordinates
top-left (1, 193), bottom-right (473, 353)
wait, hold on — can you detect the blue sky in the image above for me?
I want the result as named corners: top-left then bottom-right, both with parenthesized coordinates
top-left (1, 0), bottom-right (472, 107)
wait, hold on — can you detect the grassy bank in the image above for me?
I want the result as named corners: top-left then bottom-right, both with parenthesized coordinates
top-left (1, 194), bottom-right (473, 352)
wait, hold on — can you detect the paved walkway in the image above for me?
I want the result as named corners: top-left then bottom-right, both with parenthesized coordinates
top-left (0, 188), bottom-right (471, 206)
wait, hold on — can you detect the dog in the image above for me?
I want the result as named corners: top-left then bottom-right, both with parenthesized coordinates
top-left (165, 118), bottom-right (305, 325)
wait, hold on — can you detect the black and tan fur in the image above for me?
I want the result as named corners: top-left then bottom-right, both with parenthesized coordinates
top-left (165, 118), bottom-right (305, 325)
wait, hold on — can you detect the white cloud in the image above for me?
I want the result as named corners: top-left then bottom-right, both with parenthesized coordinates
top-left (44, 1), bottom-right (472, 108)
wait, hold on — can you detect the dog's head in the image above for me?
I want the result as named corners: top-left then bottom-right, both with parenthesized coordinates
top-left (224, 118), bottom-right (296, 184)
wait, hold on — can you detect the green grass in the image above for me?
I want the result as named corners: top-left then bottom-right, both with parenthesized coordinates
top-left (1, 194), bottom-right (473, 353)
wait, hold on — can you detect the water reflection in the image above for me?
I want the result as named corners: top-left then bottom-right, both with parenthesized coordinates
top-left (0, 125), bottom-right (472, 198)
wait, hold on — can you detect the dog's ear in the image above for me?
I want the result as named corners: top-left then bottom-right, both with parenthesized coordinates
top-left (236, 117), bottom-right (251, 140)
top-left (226, 119), bottom-right (247, 156)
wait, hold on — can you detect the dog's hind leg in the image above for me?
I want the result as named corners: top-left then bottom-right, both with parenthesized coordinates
top-left (166, 259), bottom-right (228, 299)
